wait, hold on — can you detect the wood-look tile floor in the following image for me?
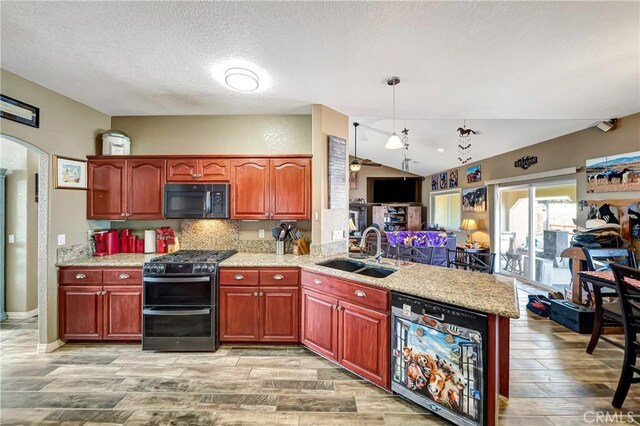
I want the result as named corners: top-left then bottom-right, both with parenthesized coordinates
top-left (2, 286), bottom-right (640, 425)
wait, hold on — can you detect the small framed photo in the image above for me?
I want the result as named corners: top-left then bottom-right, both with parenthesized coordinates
top-left (0, 94), bottom-right (39, 128)
top-left (431, 175), bottom-right (438, 191)
top-left (439, 172), bottom-right (447, 189)
top-left (53, 155), bottom-right (87, 190)
top-left (449, 169), bottom-right (458, 188)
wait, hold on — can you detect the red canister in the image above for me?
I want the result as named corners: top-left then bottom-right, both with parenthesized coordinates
top-left (128, 235), bottom-right (137, 253)
top-left (120, 229), bottom-right (131, 253)
top-left (157, 239), bottom-right (167, 253)
top-left (136, 239), bottom-right (144, 253)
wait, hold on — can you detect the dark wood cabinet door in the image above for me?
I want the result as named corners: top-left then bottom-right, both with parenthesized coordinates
top-left (166, 159), bottom-right (198, 182)
top-left (301, 288), bottom-right (339, 360)
top-left (260, 287), bottom-right (299, 342)
top-left (87, 159), bottom-right (126, 220)
top-left (103, 285), bottom-right (142, 340)
top-left (59, 286), bottom-right (103, 340)
top-left (230, 159), bottom-right (270, 219)
top-left (126, 159), bottom-right (165, 219)
top-left (270, 158), bottom-right (311, 220)
top-left (219, 286), bottom-right (260, 341)
top-left (199, 159), bottom-right (229, 181)
top-left (337, 300), bottom-right (390, 388)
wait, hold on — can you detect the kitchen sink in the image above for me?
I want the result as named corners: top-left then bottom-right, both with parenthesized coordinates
top-left (317, 259), bottom-right (396, 278)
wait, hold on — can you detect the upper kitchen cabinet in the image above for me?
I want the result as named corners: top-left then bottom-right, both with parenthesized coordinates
top-left (230, 159), bottom-right (271, 220)
top-left (230, 157), bottom-right (311, 220)
top-left (270, 158), bottom-right (311, 220)
top-left (87, 157), bottom-right (165, 220)
top-left (166, 158), bottom-right (229, 182)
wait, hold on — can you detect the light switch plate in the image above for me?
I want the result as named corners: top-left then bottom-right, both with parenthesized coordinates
top-left (57, 234), bottom-right (66, 246)
top-left (259, 229), bottom-right (265, 239)
top-left (332, 230), bottom-right (343, 240)
top-left (7, 234), bottom-right (15, 244)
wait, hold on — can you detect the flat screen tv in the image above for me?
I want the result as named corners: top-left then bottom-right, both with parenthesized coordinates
top-left (369, 177), bottom-right (421, 203)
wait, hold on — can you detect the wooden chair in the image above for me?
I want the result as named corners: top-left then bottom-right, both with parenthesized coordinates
top-left (390, 245), bottom-right (434, 265)
top-left (582, 248), bottom-right (637, 354)
top-left (610, 264), bottom-right (640, 408)
top-left (446, 248), bottom-right (496, 274)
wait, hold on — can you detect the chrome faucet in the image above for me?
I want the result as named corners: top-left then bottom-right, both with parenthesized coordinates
top-left (359, 226), bottom-right (384, 263)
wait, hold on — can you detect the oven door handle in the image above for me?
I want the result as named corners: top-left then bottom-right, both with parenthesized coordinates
top-left (143, 308), bottom-right (211, 316)
top-left (143, 276), bottom-right (211, 283)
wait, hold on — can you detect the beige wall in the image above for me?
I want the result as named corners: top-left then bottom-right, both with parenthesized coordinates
top-left (1, 69), bottom-right (111, 342)
top-left (349, 160), bottom-right (421, 202)
top-left (311, 105), bottom-right (350, 249)
top-left (111, 115), bottom-right (311, 155)
top-left (426, 112), bottom-right (640, 248)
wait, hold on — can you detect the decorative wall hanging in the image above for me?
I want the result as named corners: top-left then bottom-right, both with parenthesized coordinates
top-left (53, 155), bottom-right (87, 190)
top-left (457, 120), bottom-right (477, 164)
top-left (514, 155), bottom-right (538, 170)
top-left (462, 187), bottom-right (487, 212)
top-left (439, 172), bottom-right (447, 189)
top-left (328, 135), bottom-right (347, 209)
top-left (0, 94), bottom-right (39, 128)
top-left (448, 169), bottom-right (458, 188)
top-left (400, 123), bottom-right (411, 179)
top-left (431, 175), bottom-right (438, 191)
top-left (586, 151), bottom-right (640, 194)
top-left (466, 164), bottom-right (481, 183)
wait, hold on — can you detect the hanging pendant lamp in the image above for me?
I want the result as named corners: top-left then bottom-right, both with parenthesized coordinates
top-left (385, 77), bottom-right (404, 150)
top-left (349, 122), bottom-right (362, 172)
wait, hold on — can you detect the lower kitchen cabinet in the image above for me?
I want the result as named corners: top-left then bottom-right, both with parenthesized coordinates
top-left (219, 286), bottom-right (261, 341)
top-left (102, 286), bottom-right (143, 340)
top-left (260, 287), bottom-right (299, 342)
top-left (59, 285), bottom-right (103, 340)
top-left (301, 288), bottom-right (339, 360)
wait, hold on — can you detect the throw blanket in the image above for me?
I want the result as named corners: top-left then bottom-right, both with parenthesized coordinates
top-left (386, 231), bottom-right (448, 248)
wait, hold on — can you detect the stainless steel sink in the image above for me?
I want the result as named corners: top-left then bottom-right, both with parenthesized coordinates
top-left (317, 259), bottom-right (396, 278)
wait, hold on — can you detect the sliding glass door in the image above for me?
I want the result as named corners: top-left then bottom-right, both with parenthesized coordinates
top-left (497, 180), bottom-right (576, 290)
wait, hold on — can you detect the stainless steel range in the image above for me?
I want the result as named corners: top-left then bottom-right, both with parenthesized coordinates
top-left (142, 250), bottom-right (236, 352)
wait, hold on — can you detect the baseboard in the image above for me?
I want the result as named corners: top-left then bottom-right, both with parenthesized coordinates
top-left (6, 309), bottom-right (38, 319)
top-left (37, 339), bottom-right (65, 353)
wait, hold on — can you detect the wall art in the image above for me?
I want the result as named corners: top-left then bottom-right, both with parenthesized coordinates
top-left (586, 151), bottom-right (640, 194)
top-left (462, 187), bottom-right (487, 212)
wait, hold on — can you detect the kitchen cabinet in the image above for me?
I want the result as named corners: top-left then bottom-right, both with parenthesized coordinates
top-left (58, 267), bottom-right (142, 341)
top-left (166, 158), bottom-right (229, 182)
top-left (301, 270), bottom-right (390, 388)
top-left (87, 158), bottom-right (165, 220)
top-left (230, 158), bottom-right (311, 220)
top-left (219, 268), bottom-right (300, 343)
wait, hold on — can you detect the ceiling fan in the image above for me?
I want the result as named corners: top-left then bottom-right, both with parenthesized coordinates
top-left (350, 122), bottom-right (382, 171)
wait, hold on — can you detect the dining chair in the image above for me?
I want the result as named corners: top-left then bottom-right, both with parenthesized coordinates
top-left (610, 263), bottom-right (640, 408)
top-left (582, 248), bottom-right (637, 354)
top-left (447, 247), bottom-right (470, 270)
top-left (392, 245), bottom-right (434, 265)
top-left (446, 248), bottom-right (496, 274)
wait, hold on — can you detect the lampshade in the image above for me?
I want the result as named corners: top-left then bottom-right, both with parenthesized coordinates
top-left (349, 218), bottom-right (357, 231)
top-left (459, 218), bottom-right (478, 231)
top-left (349, 162), bottom-right (362, 172)
top-left (385, 133), bottom-right (404, 150)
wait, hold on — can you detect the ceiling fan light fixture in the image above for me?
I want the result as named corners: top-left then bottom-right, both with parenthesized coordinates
top-left (349, 161), bottom-right (362, 172)
top-left (224, 67), bottom-right (259, 91)
top-left (385, 133), bottom-right (404, 150)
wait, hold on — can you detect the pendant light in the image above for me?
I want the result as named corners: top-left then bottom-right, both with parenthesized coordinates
top-left (349, 122), bottom-right (362, 172)
top-left (385, 76), bottom-right (404, 150)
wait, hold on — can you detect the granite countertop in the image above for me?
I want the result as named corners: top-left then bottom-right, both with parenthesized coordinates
top-left (57, 252), bottom-right (520, 319)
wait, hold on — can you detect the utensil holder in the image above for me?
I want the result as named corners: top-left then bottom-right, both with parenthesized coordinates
top-left (276, 241), bottom-right (285, 255)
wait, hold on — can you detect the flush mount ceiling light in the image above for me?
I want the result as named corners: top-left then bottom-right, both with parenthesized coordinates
top-left (385, 77), bottom-right (404, 150)
top-left (437, 148), bottom-right (445, 152)
top-left (224, 67), bottom-right (259, 91)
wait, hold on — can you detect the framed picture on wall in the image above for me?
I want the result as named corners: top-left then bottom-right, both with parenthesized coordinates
top-left (462, 187), bottom-right (487, 212)
top-left (0, 94), bottom-right (39, 128)
top-left (585, 151), bottom-right (640, 193)
top-left (467, 164), bottom-right (481, 183)
top-left (431, 175), bottom-right (438, 191)
top-left (439, 172), bottom-right (447, 189)
top-left (53, 155), bottom-right (87, 190)
top-left (449, 169), bottom-right (458, 188)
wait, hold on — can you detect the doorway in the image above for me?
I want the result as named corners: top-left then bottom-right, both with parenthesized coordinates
top-left (497, 180), bottom-right (577, 291)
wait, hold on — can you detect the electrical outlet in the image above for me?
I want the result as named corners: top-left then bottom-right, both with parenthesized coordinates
top-left (87, 230), bottom-right (93, 240)
top-left (7, 234), bottom-right (15, 244)
top-left (332, 230), bottom-right (343, 240)
top-left (259, 229), bottom-right (265, 239)
top-left (57, 234), bottom-right (66, 246)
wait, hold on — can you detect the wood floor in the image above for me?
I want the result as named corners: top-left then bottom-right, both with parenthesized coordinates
top-left (1, 285), bottom-right (639, 425)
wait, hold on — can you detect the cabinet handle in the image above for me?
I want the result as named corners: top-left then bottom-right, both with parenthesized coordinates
top-left (192, 173), bottom-right (198, 178)
top-left (126, 213), bottom-right (131, 217)
top-left (118, 273), bottom-right (130, 280)
top-left (75, 274), bottom-right (86, 280)
top-left (355, 289), bottom-right (367, 298)
top-left (312, 278), bottom-right (322, 285)
top-left (336, 306), bottom-right (342, 311)
top-left (102, 291), bottom-right (107, 295)
top-left (259, 291), bottom-right (264, 296)
top-left (198, 173), bottom-right (203, 177)
top-left (273, 274), bottom-right (284, 280)
top-left (234, 274), bottom-right (244, 280)
top-left (331, 304), bottom-right (336, 309)
top-left (121, 213), bottom-right (126, 217)
top-left (96, 291), bottom-right (101, 295)
top-left (253, 292), bottom-right (259, 296)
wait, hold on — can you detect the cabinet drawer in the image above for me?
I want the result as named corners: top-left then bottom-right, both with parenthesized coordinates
top-left (59, 269), bottom-right (103, 285)
top-left (103, 269), bottom-right (143, 285)
top-left (220, 269), bottom-right (260, 286)
top-left (301, 271), bottom-right (388, 312)
top-left (259, 269), bottom-right (300, 286)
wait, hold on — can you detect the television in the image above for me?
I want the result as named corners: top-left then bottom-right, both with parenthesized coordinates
top-left (369, 177), bottom-right (421, 203)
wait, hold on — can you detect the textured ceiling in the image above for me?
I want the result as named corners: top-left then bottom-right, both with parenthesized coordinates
top-left (1, 1), bottom-right (638, 174)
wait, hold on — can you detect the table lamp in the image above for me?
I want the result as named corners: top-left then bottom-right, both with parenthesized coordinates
top-left (459, 218), bottom-right (478, 245)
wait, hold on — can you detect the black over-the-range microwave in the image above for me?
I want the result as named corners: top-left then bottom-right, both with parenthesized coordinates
top-left (164, 183), bottom-right (230, 219)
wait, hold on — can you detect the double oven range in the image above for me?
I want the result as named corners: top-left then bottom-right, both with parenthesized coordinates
top-left (142, 250), bottom-right (236, 352)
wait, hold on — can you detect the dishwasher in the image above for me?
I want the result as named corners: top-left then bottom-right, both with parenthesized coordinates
top-left (390, 291), bottom-right (488, 426)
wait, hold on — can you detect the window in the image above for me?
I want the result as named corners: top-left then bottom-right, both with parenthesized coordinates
top-left (430, 190), bottom-right (461, 230)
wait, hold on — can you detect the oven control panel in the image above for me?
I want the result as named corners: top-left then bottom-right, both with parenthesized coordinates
top-left (143, 263), bottom-right (217, 275)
